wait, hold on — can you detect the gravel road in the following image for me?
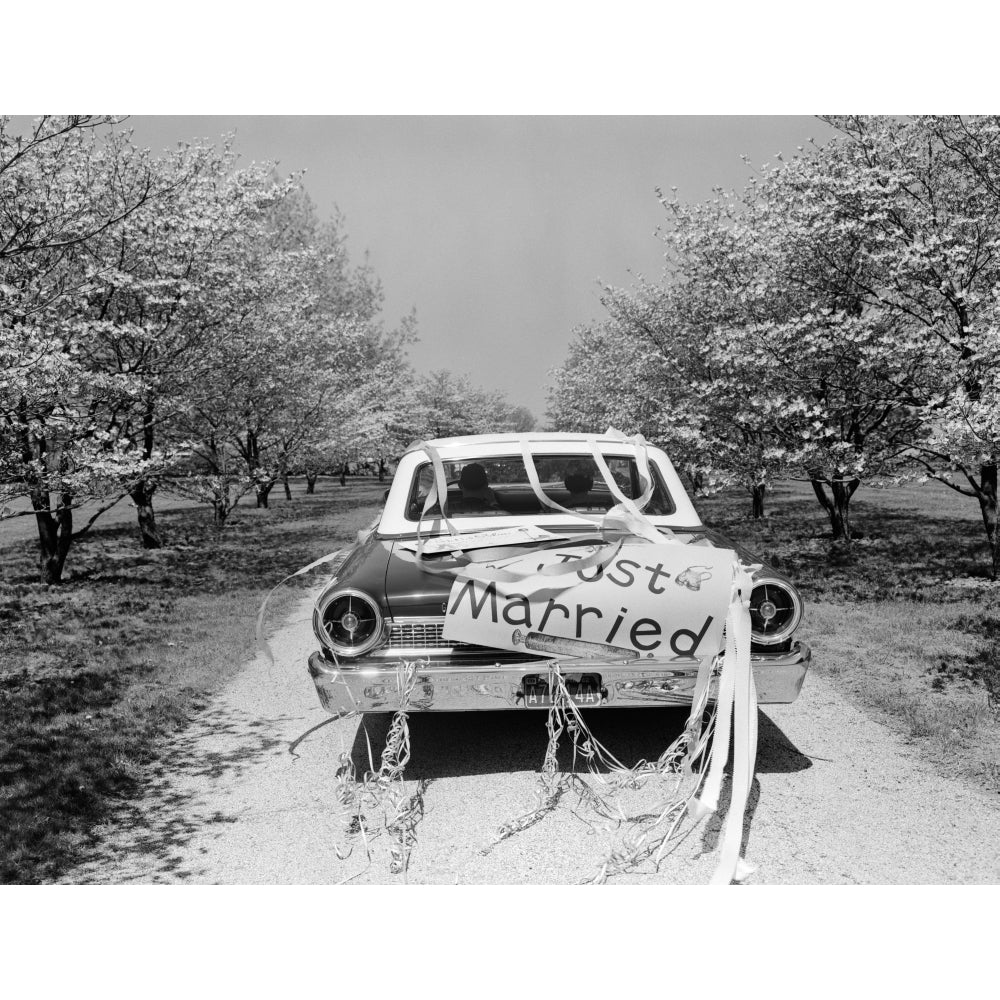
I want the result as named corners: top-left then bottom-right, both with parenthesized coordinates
top-left (60, 589), bottom-right (1000, 885)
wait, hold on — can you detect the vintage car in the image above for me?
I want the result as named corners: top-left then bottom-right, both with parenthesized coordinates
top-left (307, 432), bottom-right (810, 714)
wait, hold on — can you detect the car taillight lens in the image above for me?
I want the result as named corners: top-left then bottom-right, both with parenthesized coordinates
top-left (314, 588), bottom-right (385, 657)
top-left (748, 579), bottom-right (801, 645)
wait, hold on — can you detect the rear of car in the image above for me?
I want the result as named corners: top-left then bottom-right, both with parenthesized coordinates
top-left (307, 434), bottom-right (810, 714)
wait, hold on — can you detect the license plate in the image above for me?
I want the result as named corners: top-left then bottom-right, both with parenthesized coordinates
top-left (519, 673), bottom-right (604, 707)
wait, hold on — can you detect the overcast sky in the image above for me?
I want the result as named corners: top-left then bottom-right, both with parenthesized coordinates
top-left (125, 116), bottom-right (836, 421)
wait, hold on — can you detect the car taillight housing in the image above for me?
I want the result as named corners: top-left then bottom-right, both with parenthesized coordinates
top-left (748, 579), bottom-right (802, 645)
top-left (313, 588), bottom-right (385, 657)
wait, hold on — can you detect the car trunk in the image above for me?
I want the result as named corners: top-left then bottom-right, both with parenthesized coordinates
top-left (383, 527), bottom-right (730, 621)
top-left (384, 541), bottom-right (489, 619)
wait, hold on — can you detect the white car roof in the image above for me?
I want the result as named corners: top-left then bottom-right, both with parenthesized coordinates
top-left (382, 434), bottom-right (703, 535)
top-left (404, 432), bottom-right (656, 453)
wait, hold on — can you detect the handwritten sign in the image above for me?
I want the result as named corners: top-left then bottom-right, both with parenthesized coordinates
top-left (441, 542), bottom-right (736, 659)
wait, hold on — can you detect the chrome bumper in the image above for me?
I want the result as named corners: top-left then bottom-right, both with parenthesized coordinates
top-left (307, 643), bottom-right (810, 714)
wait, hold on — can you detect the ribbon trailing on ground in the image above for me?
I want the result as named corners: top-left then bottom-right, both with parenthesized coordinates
top-left (259, 429), bottom-right (760, 883)
top-left (332, 658), bottom-right (429, 881)
top-left (474, 559), bottom-right (758, 884)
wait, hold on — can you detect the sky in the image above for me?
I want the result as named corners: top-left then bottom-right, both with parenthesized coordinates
top-left (124, 116), bottom-right (837, 421)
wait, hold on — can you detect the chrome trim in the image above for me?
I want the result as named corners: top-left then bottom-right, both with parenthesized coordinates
top-left (748, 577), bottom-right (802, 646)
top-left (307, 642), bottom-right (811, 714)
top-left (312, 587), bottom-right (386, 658)
top-left (369, 616), bottom-right (526, 660)
top-left (384, 617), bottom-right (461, 650)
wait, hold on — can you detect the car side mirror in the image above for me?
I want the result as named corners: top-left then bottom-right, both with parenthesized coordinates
top-left (383, 488), bottom-right (391, 502)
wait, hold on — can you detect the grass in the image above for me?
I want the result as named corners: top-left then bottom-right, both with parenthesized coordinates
top-left (696, 478), bottom-right (1000, 792)
top-left (0, 480), bottom-right (386, 883)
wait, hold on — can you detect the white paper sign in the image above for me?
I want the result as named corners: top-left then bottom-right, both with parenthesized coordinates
top-left (441, 542), bottom-right (736, 659)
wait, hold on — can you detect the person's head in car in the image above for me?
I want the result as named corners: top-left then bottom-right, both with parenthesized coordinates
top-left (564, 469), bottom-right (594, 506)
top-left (459, 463), bottom-right (498, 507)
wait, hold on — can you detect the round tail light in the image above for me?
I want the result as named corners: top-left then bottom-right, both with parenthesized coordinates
top-left (314, 588), bottom-right (385, 657)
top-left (748, 579), bottom-right (802, 645)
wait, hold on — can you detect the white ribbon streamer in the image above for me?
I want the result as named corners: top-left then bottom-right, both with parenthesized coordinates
top-left (255, 548), bottom-right (348, 666)
top-left (687, 562), bottom-right (759, 884)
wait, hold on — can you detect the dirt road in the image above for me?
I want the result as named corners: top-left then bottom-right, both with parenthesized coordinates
top-left (60, 589), bottom-right (1000, 884)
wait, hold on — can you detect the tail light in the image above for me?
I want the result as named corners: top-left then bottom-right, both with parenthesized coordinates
top-left (748, 579), bottom-right (802, 645)
top-left (313, 588), bottom-right (386, 657)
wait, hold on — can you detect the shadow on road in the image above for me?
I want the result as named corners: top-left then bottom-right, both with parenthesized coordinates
top-left (62, 705), bottom-right (296, 883)
top-left (63, 703), bottom-right (810, 883)
top-left (695, 774), bottom-right (762, 873)
top-left (350, 706), bottom-right (813, 781)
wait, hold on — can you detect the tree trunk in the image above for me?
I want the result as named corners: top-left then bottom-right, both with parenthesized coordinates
top-left (378, 457), bottom-right (386, 482)
top-left (36, 513), bottom-right (65, 584)
top-left (242, 428), bottom-right (273, 508)
top-left (305, 472), bottom-right (318, 494)
top-left (134, 394), bottom-right (161, 548)
top-left (32, 489), bottom-right (73, 584)
top-left (282, 473), bottom-right (292, 501)
top-left (212, 476), bottom-right (233, 527)
top-left (340, 461), bottom-right (348, 487)
top-left (832, 478), bottom-right (859, 540)
top-left (129, 478), bottom-right (162, 549)
top-left (810, 473), bottom-right (859, 540)
top-left (977, 462), bottom-right (999, 580)
top-left (751, 483), bottom-right (766, 519)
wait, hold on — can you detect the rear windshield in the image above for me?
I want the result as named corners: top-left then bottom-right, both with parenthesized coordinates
top-left (405, 453), bottom-right (676, 521)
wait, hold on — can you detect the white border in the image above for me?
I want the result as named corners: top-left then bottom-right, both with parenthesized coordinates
top-left (1, 888), bottom-right (995, 997)
top-left (4, 2), bottom-right (999, 112)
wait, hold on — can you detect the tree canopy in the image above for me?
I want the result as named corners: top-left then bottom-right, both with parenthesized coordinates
top-left (548, 116), bottom-right (1000, 574)
top-left (1, 116), bottom-right (532, 583)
